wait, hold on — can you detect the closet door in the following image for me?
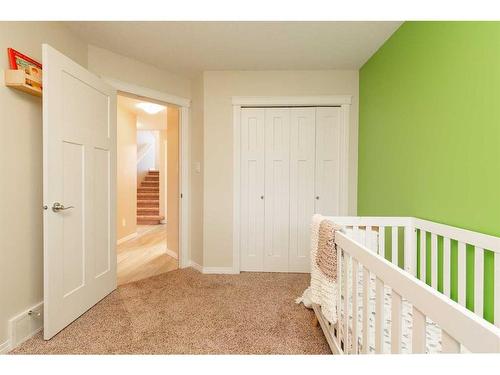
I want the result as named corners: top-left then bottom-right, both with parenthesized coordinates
top-left (315, 107), bottom-right (343, 216)
top-left (264, 108), bottom-right (290, 272)
top-left (240, 109), bottom-right (266, 272)
top-left (289, 108), bottom-right (316, 273)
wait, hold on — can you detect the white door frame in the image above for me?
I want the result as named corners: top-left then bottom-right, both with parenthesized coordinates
top-left (232, 95), bottom-right (352, 274)
top-left (104, 78), bottom-right (191, 269)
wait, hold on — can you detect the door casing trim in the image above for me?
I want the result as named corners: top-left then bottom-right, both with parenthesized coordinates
top-left (104, 77), bottom-right (191, 270)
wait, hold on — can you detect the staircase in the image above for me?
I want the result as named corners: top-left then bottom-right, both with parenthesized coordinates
top-left (137, 170), bottom-right (164, 225)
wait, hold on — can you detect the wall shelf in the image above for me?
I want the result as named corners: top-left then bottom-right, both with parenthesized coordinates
top-left (4, 69), bottom-right (42, 97)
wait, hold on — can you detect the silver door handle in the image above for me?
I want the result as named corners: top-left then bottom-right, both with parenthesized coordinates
top-left (52, 202), bottom-right (74, 212)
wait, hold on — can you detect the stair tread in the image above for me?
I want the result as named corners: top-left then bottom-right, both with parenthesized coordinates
top-left (137, 173), bottom-right (161, 224)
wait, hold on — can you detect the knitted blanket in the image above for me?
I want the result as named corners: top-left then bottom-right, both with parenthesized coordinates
top-left (309, 214), bottom-right (343, 324)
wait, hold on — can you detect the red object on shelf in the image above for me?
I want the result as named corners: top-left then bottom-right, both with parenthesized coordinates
top-left (7, 48), bottom-right (42, 70)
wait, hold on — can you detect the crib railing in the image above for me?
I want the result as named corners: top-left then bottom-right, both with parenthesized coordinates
top-left (412, 218), bottom-right (500, 326)
top-left (329, 216), bottom-right (500, 329)
top-left (334, 230), bottom-right (500, 353)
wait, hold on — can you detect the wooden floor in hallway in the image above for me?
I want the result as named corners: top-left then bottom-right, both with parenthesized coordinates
top-left (117, 224), bottom-right (178, 285)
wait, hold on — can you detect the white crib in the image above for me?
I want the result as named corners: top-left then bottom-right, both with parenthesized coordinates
top-left (312, 216), bottom-right (500, 354)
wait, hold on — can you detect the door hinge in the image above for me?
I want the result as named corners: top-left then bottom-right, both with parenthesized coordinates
top-left (180, 193), bottom-right (183, 199)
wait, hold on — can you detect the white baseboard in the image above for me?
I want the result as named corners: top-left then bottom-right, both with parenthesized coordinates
top-left (0, 340), bottom-right (11, 354)
top-left (189, 260), bottom-right (203, 272)
top-left (117, 231), bottom-right (138, 245)
top-left (189, 261), bottom-right (238, 274)
top-left (202, 267), bottom-right (238, 275)
top-left (165, 247), bottom-right (178, 260)
top-left (7, 301), bottom-right (43, 352)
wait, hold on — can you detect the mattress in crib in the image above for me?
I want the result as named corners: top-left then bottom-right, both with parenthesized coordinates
top-left (337, 271), bottom-right (442, 354)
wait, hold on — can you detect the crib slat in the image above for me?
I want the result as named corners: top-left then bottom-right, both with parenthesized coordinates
top-left (474, 247), bottom-right (484, 318)
top-left (337, 245), bottom-right (342, 343)
top-left (352, 259), bottom-right (359, 354)
top-left (431, 233), bottom-right (438, 289)
top-left (353, 225), bottom-right (360, 244)
top-left (362, 266), bottom-right (370, 354)
top-left (392, 226), bottom-right (398, 267)
top-left (420, 230), bottom-right (426, 283)
top-left (495, 253), bottom-right (500, 328)
top-left (343, 253), bottom-right (350, 352)
top-left (404, 226), bottom-right (416, 276)
top-left (443, 237), bottom-right (451, 298)
top-left (412, 306), bottom-right (426, 353)
top-left (379, 226), bottom-right (385, 257)
top-left (375, 277), bottom-right (384, 354)
top-left (365, 225), bottom-right (371, 249)
top-left (458, 241), bottom-right (466, 306)
top-left (391, 290), bottom-right (402, 354)
top-left (442, 330), bottom-right (460, 353)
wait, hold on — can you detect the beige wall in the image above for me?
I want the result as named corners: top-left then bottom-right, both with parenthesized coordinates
top-left (189, 74), bottom-right (204, 266)
top-left (159, 129), bottom-right (167, 219)
top-left (0, 22), bottom-right (88, 346)
top-left (203, 70), bottom-right (359, 267)
top-left (166, 107), bottom-right (180, 255)
top-left (87, 45), bottom-right (191, 99)
top-left (136, 130), bottom-right (159, 183)
top-left (116, 105), bottom-right (137, 241)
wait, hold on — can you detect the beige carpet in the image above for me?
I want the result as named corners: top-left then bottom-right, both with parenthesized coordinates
top-left (11, 268), bottom-right (330, 354)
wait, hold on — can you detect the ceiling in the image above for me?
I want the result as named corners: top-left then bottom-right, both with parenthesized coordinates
top-left (118, 95), bottom-right (167, 130)
top-left (66, 21), bottom-right (402, 78)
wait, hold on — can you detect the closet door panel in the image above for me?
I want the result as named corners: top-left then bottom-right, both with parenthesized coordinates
top-left (289, 108), bottom-right (316, 273)
top-left (264, 108), bottom-right (290, 272)
top-left (240, 109), bottom-right (266, 271)
top-left (315, 107), bottom-right (342, 216)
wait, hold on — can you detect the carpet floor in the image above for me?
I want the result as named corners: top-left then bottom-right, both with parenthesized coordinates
top-left (11, 268), bottom-right (330, 354)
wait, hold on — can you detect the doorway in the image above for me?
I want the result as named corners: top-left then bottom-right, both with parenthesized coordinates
top-left (116, 94), bottom-right (180, 285)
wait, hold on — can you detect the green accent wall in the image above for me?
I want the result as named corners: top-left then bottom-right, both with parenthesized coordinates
top-left (359, 22), bottom-right (500, 322)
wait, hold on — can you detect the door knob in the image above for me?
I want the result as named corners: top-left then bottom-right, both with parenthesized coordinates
top-left (315, 196), bottom-right (320, 200)
top-left (52, 202), bottom-right (74, 212)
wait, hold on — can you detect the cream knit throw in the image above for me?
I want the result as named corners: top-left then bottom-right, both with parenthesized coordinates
top-left (310, 214), bottom-right (343, 324)
top-left (316, 219), bottom-right (343, 281)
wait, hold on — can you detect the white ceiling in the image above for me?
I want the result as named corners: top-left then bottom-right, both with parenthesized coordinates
top-left (118, 95), bottom-right (167, 130)
top-left (66, 21), bottom-right (402, 78)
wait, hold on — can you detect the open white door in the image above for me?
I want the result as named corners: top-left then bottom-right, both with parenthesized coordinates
top-left (43, 44), bottom-right (117, 339)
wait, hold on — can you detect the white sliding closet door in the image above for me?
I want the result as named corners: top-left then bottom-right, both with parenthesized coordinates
top-left (264, 109), bottom-right (290, 272)
top-left (240, 109), bottom-right (266, 271)
top-left (289, 108), bottom-right (316, 273)
top-left (315, 107), bottom-right (343, 216)
top-left (239, 105), bottom-right (345, 273)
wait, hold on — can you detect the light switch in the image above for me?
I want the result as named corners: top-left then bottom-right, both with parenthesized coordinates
top-left (194, 161), bottom-right (201, 174)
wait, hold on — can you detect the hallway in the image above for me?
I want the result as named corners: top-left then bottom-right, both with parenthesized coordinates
top-left (117, 224), bottom-right (178, 285)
